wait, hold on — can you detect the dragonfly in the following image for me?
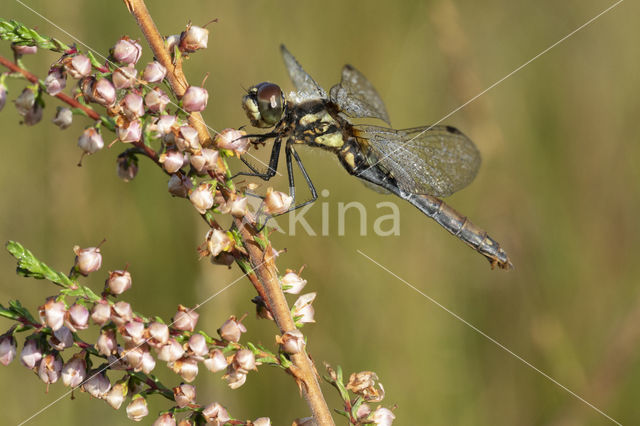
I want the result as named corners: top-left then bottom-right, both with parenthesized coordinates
top-left (238, 45), bottom-right (512, 269)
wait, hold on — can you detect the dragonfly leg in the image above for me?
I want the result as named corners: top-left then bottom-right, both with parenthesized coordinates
top-left (232, 137), bottom-right (282, 181)
top-left (284, 143), bottom-right (318, 212)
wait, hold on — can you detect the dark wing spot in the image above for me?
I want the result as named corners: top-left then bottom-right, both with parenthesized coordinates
top-left (445, 125), bottom-right (462, 135)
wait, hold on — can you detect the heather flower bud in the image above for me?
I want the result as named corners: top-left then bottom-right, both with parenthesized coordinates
top-left (172, 305), bottom-right (199, 332)
top-left (91, 301), bottom-right (111, 325)
top-left (112, 36), bottom-right (142, 65)
top-left (66, 303), bottom-right (89, 331)
top-left (187, 334), bottom-right (208, 358)
top-left (177, 126), bottom-right (201, 152)
top-left (281, 271), bottom-right (307, 295)
top-left (83, 370), bottom-right (111, 398)
top-left (117, 155), bottom-right (138, 182)
top-left (156, 338), bottom-right (185, 362)
top-left (23, 103), bottom-right (44, 126)
top-left (371, 407), bottom-right (395, 425)
top-left (159, 150), bottom-right (185, 174)
top-left (117, 119), bottom-right (142, 143)
top-left (61, 354), bottom-right (87, 387)
top-left (204, 349), bottom-right (228, 373)
top-left (172, 356), bottom-right (199, 382)
top-left (168, 173), bottom-right (193, 198)
top-left (145, 87), bottom-right (170, 113)
top-left (104, 381), bottom-right (127, 409)
top-left (0, 334), bottom-right (17, 366)
top-left (182, 86), bottom-right (208, 112)
top-left (77, 127), bottom-right (104, 155)
top-left (356, 404), bottom-right (371, 420)
top-left (224, 369), bottom-right (247, 389)
top-left (38, 353), bottom-right (63, 384)
top-left (12, 43), bottom-right (37, 56)
top-left (277, 329), bottom-right (305, 354)
top-left (202, 402), bottom-right (230, 423)
top-left (153, 413), bottom-right (177, 426)
top-left (229, 196), bottom-right (249, 218)
top-left (0, 83), bottom-right (6, 112)
top-left (143, 61), bottom-right (167, 83)
top-left (347, 371), bottom-right (385, 402)
top-left (21, 337), bottom-right (43, 369)
top-left (155, 114), bottom-right (177, 135)
top-left (253, 418), bottom-right (271, 426)
top-left (52, 106), bottom-right (73, 129)
top-left (49, 326), bottom-right (73, 350)
top-left (190, 148), bottom-right (219, 173)
top-left (148, 322), bottom-right (170, 347)
top-left (106, 270), bottom-right (132, 295)
top-left (263, 188), bottom-right (293, 215)
top-left (14, 88), bottom-right (35, 116)
top-left (112, 301), bottom-right (133, 325)
top-left (205, 228), bottom-right (233, 257)
top-left (233, 349), bottom-right (256, 373)
top-left (44, 67), bottom-right (66, 96)
top-left (189, 183), bottom-right (214, 214)
top-left (120, 93), bottom-right (145, 120)
top-left (92, 78), bottom-right (117, 107)
top-left (140, 350), bottom-right (156, 374)
top-left (292, 293), bottom-right (316, 324)
top-left (218, 316), bottom-right (246, 343)
top-left (65, 54), bottom-right (92, 79)
top-left (122, 321), bottom-right (145, 345)
top-left (214, 128), bottom-right (249, 155)
top-left (126, 395), bottom-right (149, 421)
top-left (179, 25), bottom-right (209, 53)
top-left (96, 328), bottom-right (118, 356)
top-left (173, 383), bottom-right (196, 408)
top-left (112, 64), bottom-right (138, 89)
top-left (73, 245), bottom-right (102, 276)
top-left (41, 298), bottom-right (66, 331)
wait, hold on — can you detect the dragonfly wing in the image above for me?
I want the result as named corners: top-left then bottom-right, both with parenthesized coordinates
top-left (280, 45), bottom-right (327, 100)
top-left (329, 65), bottom-right (391, 125)
top-left (355, 125), bottom-right (481, 197)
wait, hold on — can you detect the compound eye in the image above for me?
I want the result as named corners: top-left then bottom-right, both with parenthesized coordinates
top-left (256, 83), bottom-right (284, 126)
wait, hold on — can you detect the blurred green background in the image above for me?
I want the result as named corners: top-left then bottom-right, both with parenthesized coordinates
top-left (1, 0), bottom-right (638, 424)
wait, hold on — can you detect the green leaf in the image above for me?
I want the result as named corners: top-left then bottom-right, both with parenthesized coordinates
top-left (0, 19), bottom-right (71, 52)
top-left (6, 241), bottom-right (74, 288)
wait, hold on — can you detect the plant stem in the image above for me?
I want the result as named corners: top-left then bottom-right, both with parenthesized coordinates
top-left (122, 0), bottom-right (334, 423)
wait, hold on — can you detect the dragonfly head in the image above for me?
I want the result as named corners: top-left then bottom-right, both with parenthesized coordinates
top-left (242, 82), bottom-right (285, 128)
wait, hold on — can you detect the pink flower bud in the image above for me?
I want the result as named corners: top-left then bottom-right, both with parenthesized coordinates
top-left (23, 103), bottom-right (43, 126)
top-left (171, 356), bottom-right (199, 382)
top-left (205, 229), bottom-right (233, 257)
top-left (77, 127), bottom-right (104, 155)
top-left (49, 326), bottom-right (73, 350)
top-left (44, 67), bottom-right (66, 96)
top-left (214, 128), bottom-right (249, 155)
top-left (224, 369), bottom-right (247, 389)
top-left (20, 337), bottom-right (43, 369)
top-left (104, 381), bottom-right (127, 409)
top-left (233, 348), bottom-right (256, 373)
top-left (292, 293), bottom-right (316, 324)
top-left (12, 43), bottom-right (37, 56)
top-left (253, 418), bottom-right (271, 426)
top-left (96, 328), bottom-right (118, 356)
top-left (106, 270), bottom-right (132, 295)
top-left (154, 115), bottom-right (177, 135)
top-left (218, 316), bottom-right (246, 343)
top-left (281, 271), bottom-right (307, 295)
top-left (159, 150), bottom-right (186, 174)
top-left (117, 155), bottom-right (138, 182)
top-left (65, 54), bottom-right (92, 79)
top-left (41, 298), bottom-right (67, 331)
top-left (189, 183), bottom-right (214, 214)
top-left (83, 370), bottom-right (111, 398)
top-left (371, 407), bottom-right (395, 425)
top-left (202, 402), bottom-right (230, 423)
top-left (173, 383), bottom-right (196, 408)
top-left (91, 301), bottom-right (111, 325)
top-left (66, 303), bottom-right (89, 331)
top-left (278, 329), bottom-right (305, 354)
top-left (356, 404), bottom-right (371, 420)
top-left (38, 353), bottom-right (63, 384)
top-left (187, 334), bottom-right (208, 358)
top-left (264, 188), bottom-right (293, 215)
top-left (61, 355), bottom-right (87, 387)
top-left (148, 322), bottom-right (169, 347)
top-left (52, 106), bottom-right (73, 129)
top-left (156, 338), bottom-right (184, 362)
top-left (112, 301), bottom-right (133, 325)
top-left (182, 86), bottom-right (208, 112)
top-left (177, 125), bottom-right (201, 152)
top-left (117, 119), bottom-right (142, 143)
top-left (153, 413), bottom-right (177, 426)
top-left (112, 64), bottom-right (138, 89)
top-left (111, 37), bottom-right (142, 65)
top-left (204, 349), bottom-right (228, 373)
top-left (120, 92), bottom-right (145, 120)
top-left (122, 321), bottom-right (145, 345)
top-left (172, 305), bottom-right (199, 332)
top-left (140, 350), bottom-right (155, 374)
top-left (73, 245), bottom-right (102, 276)
top-left (14, 88), bottom-right (35, 116)
top-left (189, 148), bottom-right (219, 173)
top-left (92, 78), bottom-right (116, 107)
top-left (168, 173), bottom-right (193, 198)
top-left (0, 83), bottom-right (6, 112)
top-left (144, 87), bottom-right (170, 113)
top-left (179, 25), bottom-right (209, 53)
top-left (229, 196), bottom-right (248, 218)
top-left (143, 61), bottom-right (167, 83)
top-left (0, 334), bottom-right (17, 366)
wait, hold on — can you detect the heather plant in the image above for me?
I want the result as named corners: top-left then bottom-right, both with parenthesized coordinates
top-left (0, 1), bottom-right (395, 424)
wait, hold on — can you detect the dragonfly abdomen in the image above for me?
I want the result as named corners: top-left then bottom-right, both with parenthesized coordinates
top-left (406, 194), bottom-right (513, 269)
